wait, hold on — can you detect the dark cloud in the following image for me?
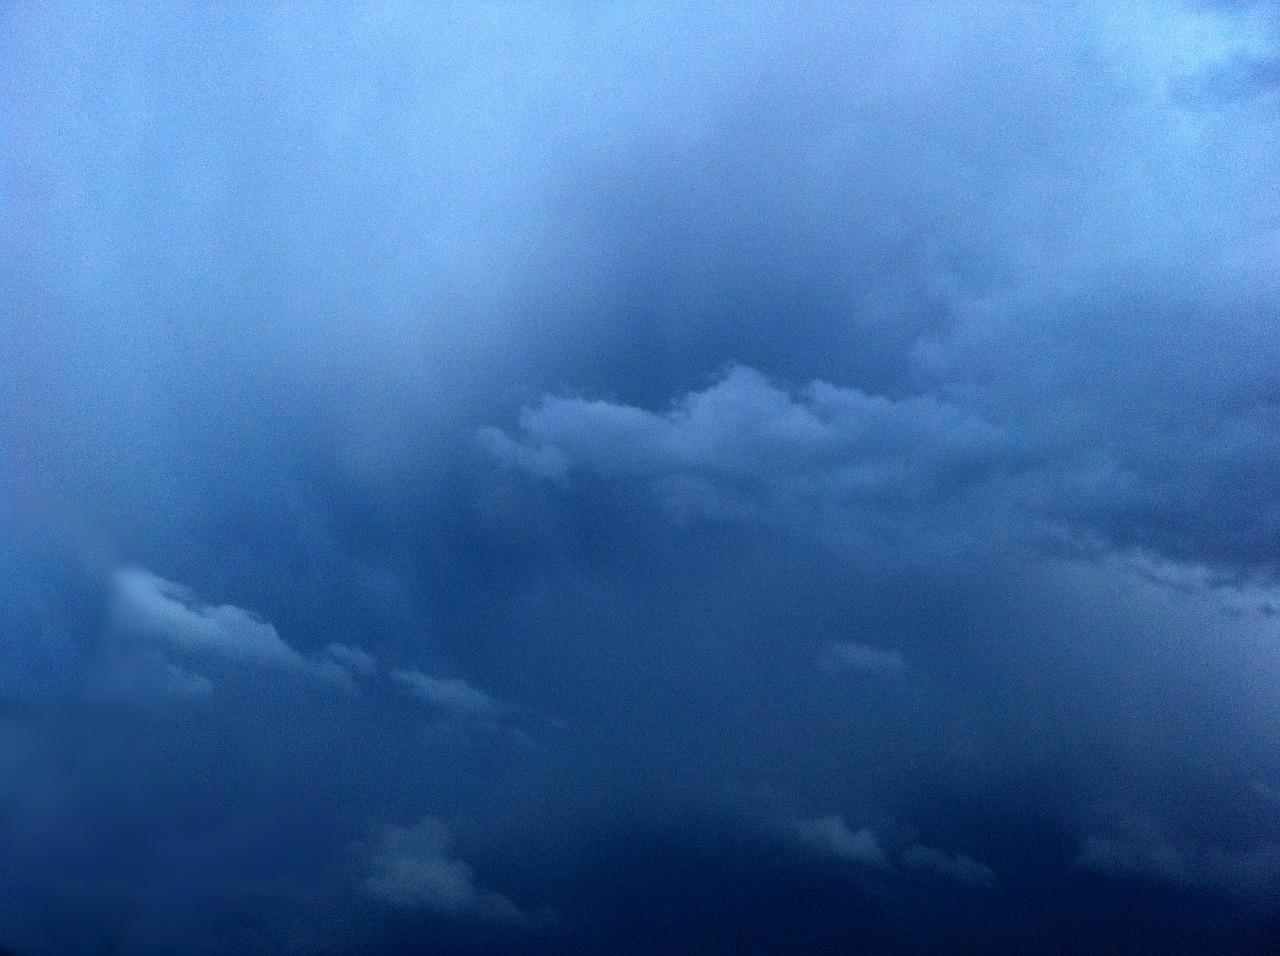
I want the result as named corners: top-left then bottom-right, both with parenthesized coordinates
top-left (3, 1), bottom-right (1279, 953)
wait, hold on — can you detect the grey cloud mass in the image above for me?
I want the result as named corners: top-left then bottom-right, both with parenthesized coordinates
top-left (3, 1), bottom-right (1279, 953)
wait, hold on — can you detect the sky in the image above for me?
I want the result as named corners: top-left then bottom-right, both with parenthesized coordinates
top-left (2, 1), bottom-right (1279, 953)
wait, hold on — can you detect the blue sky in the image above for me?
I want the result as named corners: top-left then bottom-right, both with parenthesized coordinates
top-left (3, 2), bottom-right (1279, 953)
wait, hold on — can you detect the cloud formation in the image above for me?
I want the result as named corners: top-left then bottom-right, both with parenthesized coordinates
top-left (1075, 830), bottom-right (1280, 897)
top-left (3, 0), bottom-right (1279, 952)
top-left (361, 817), bottom-right (535, 926)
top-left (486, 350), bottom-right (1280, 578)
top-left (326, 641), bottom-right (379, 676)
top-left (484, 365), bottom-right (1028, 564)
top-left (901, 843), bottom-right (997, 888)
top-left (795, 817), bottom-right (888, 867)
top-left (391, 669), bottom-right (500, 715)
top-left (109, 567), bottom-right (358, 693)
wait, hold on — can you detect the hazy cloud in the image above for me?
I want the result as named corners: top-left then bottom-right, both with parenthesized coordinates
top-left (391, 669), bottom-right (500, 715)
top-left (795, 816), bottom-right (888, 867)
top-left (901, 843), bottom-right (997, 888)
top-left (326, 641), bottom-right (379, 676)
top-left (1075, 832), bottom-right (1190, 885)
top-left (362, 817), bottom-right (534, 926)
top-left (825, 641), bottom-right (908, 673)
top-left (97, 646), bottom-right (216, 701)
top-left (1075, 831), bottom-right (1280, 896)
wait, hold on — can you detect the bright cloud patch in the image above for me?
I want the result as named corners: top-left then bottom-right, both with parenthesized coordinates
top-left (483, 366), bottom-right (1031, 563)
top-left (485, 366), bottom-right (1017, 511)
top-left (109, 568), bottom-right (364, 693)
top-left (485, 358), bottom-right (1280, 577)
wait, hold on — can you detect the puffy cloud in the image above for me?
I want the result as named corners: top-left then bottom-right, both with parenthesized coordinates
top-left (361, 817), bottom-right (535, 926)
top-left (483, 365), bottom-right (1029, 564)
top-left (900, 844), bottom-right (997, 888)
top-left (794, 816), bottom-right (888, 867)
top-left (485, 366), bottom-right (1016, 490)
top-left (485, 355), bottom-right (1280, 577)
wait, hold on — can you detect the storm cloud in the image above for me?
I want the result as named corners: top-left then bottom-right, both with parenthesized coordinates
top-left (3, 1), bottom-right (1279, 953)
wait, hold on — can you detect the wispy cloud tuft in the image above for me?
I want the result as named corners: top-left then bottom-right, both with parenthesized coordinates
top-left (795, 816), bottom-right (888, 867)
top-left (108, 567), bottom-right (365, 694)
top-left (901, 844), bottom-right (997, 888)
top-left (362, 817), bottom-right (542, 927)
top-left (392, 669), bottom-right (500, 715)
